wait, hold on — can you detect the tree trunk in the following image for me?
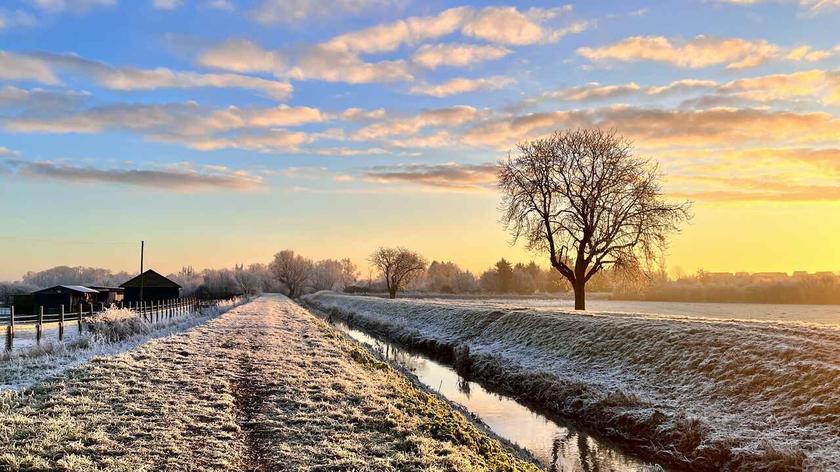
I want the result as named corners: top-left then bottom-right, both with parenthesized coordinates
top-left (573, 281), bottom-right (586, 310)
top-left (388, 288), bottom-right (397, 299)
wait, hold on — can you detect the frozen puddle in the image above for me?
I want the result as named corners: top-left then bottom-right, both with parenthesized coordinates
top-left (324, 317), bottom-right (662, 472)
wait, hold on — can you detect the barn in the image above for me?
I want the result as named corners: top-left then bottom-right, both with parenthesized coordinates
top-left (32, 285), bottom-right (99, 313)
top-left (120, 270), bottom-right (181, 302)
top-left (89, 286), bottom-right (125, 305)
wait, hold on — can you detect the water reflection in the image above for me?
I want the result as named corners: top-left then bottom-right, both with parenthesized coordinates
top-left (328, 317), bottom-right (660, 472)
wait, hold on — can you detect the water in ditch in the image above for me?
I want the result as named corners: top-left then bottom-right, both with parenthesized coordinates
top-left (325, 317), bottom-right (662, 472)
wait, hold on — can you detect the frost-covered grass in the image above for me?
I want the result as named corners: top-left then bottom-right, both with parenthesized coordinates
top-left (0, 297), bottom-right (248, 391)
top-left (0, 295), bottom-right (538, 471)
top-left (303, 291), bottom-right (840, 471)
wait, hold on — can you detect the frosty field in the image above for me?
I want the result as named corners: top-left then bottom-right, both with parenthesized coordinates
top-left (0, 295), bottom-right (537, 471)
top-left (304, 292), bottom-right (840, 471)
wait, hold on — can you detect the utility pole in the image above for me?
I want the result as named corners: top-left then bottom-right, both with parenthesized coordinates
top-left (139, 240), bottom-right (145, 303)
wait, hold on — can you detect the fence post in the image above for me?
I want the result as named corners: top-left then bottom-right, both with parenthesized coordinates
top-left (37, 306), bottom-right (43, 343)
top-left (78, 304), bottom-right (83, 333)
top-left (59, 305), bottom-right (65, 340)
top-left (5, 306), bottom-right (13, 351)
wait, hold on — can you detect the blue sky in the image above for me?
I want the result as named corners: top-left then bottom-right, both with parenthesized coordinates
top-left (1, 0), bottom-right (839, 279)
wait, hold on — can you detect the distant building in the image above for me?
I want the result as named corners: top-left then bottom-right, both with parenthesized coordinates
top-left (32, 285), bottom-right (99, 313)
top-left (121, 270), bottom-right (181, 302)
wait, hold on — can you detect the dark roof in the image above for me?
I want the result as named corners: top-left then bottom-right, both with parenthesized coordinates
top-left (89, 286), bottom-right (125, 292)
top-left (33, 285), bottom-right (99, 295)
top-left (120, 270), bottom-right (182, 289)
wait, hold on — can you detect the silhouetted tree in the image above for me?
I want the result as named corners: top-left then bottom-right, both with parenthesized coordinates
top-left (498, 128), bottom-right (691, 310)
top-left (369, 247), bottom-right (427, 299)
top-left (495, 258), bottom-right (514, 293)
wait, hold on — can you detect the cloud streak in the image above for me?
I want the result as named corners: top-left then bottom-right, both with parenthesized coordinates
top-left (0, 51), bottom-right (294, 100)
top-left (5, 158), bottom-right (264, 192)
top-left (363, 162), bottom-right (497, 190)
top-left (578, 35), bottom-right (833, 69)
top-left (409, 76), bottom-right (514, 97)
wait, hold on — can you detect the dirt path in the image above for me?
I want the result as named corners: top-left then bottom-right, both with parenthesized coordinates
top-left (0, 295), bottom-right (538, 471)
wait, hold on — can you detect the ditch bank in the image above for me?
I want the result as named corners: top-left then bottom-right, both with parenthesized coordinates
top-left (303, 291), bottom-right (840, 471)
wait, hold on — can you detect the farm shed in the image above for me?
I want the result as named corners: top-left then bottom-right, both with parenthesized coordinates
top-left (32, 285), bottom-right (99, 313)
top-left (89, 286), bottom-right (124, 305)
top-left (121, 270), bottom-right (181, 302)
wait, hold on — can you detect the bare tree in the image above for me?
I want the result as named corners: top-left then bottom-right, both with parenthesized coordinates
top-left (369, 247), bottom-right (427, 299)
top-left (498, 128), bottom-right (691, 310)
top-left (269, 249), bottom-right (314, 298)
top-left (312, 259), bottom-right (344, 291)
top-left (340, 258), bottom-right (359, 287)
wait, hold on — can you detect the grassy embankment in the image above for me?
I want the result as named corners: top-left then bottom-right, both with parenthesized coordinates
top-left (0, 295), bottom-right (538, 471)
top-left (304, 291), bottom-right (840, 471)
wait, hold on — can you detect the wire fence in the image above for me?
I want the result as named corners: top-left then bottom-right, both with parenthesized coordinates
top-left (2, 297), bottom-right (206, 351)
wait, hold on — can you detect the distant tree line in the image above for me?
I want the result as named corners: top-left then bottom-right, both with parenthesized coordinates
top-left (617, 270), bottom-right (840, 305)
top-left (4, 256), bottom-right (838, 305)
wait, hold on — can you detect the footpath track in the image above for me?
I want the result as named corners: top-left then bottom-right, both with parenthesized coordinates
top-left (0, 294), bottom-right (537, 472)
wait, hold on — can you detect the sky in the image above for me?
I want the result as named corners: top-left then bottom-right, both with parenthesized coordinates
top-left (0, 0), bottom-right (839, 280)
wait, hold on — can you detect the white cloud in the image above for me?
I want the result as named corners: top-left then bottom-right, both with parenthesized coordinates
top-left (324, 7), bottom-right (468, 54)
top-left (160, 130), bottom-right (309, 152)
top-left (719, 0), bottom-right (840, 12)
top-left (409, 76), bottom-right (514, 97)
top-left (411, 43), bottom-right (510, 69)
top-left (534, 70), bottom-right (840, 107)
top-left (363, 162), bottom-right (497, 190)
top-left (206, 0), bottom-right (234, 10)
top-left (29, 0), bottom-right (116, 13)
top-left (199, 6), bottom-right (591, 86)
top-left (198, 40), bottom-right (412, 84)
top-left (5, 102), bottom-right (325, 139)
top-left (0, 51), bottom-right (60, 84)
top-left (353, 105), bottom-right (480, 140)
top-left (152, 0), bottom-right (181, 9)
top-left (0, 9), bottom-right (38, 29)
top-left (249, 0), bottom-right (401, 24)
top-left (95, 67), bottom-right (293, 99)
top-left (15, 159), bottom-right (263, 192)
top-left (287, 45), bottom-right (412, 83)
top-left (461, 6), bottom-right (588, 45)
top-left (324, 5), bottom-right (588, 55)
top-left (578, 35), bottom-right (838, 70)
top-left (578, 35), bottom-right (783, 69)
top-left (198, 39), bottom-right (286, 74)
top-left (340, 107), bottom-right (386, 121)
top-left (1, 51), bottom-right (294, 100)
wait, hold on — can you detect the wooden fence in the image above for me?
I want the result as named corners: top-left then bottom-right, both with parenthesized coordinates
top-left (2, 297), bottom-right (200, 351)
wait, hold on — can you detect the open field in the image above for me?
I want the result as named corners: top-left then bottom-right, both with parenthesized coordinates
top-left (0, 295), bottom-right (538, 471)
top-left (304, 292), bottom-right (840, 471)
